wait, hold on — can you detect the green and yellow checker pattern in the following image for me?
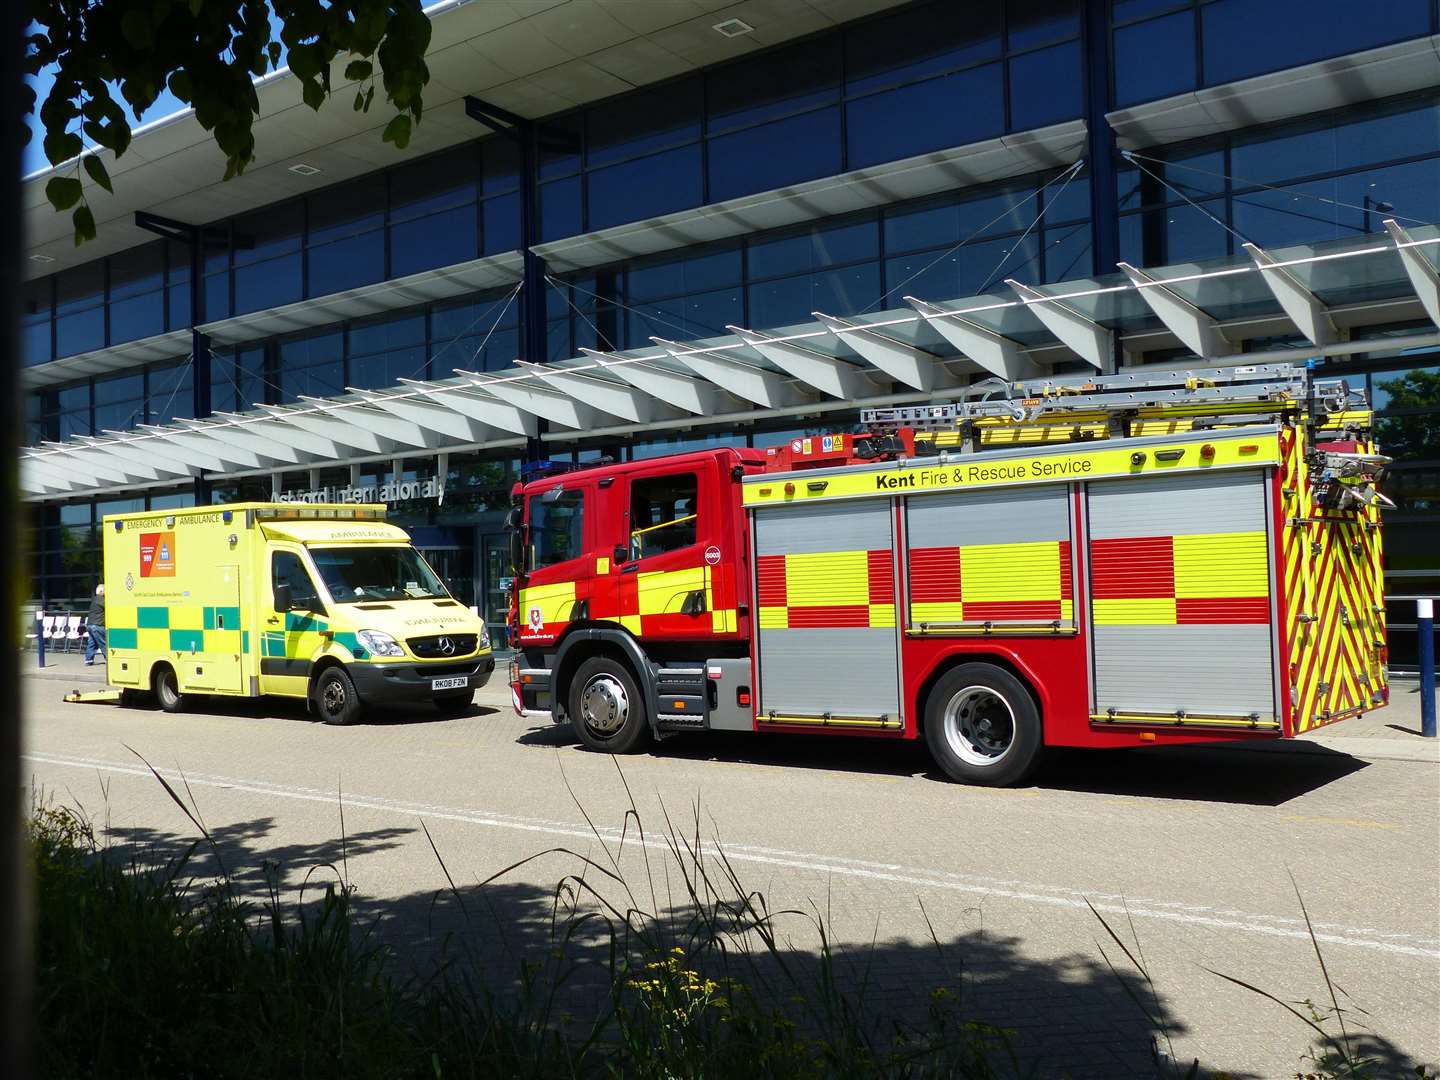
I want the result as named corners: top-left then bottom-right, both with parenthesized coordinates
top-left (107, 603), bottom-right (248, 655)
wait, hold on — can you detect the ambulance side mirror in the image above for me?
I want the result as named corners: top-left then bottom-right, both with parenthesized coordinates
top-left (273, 583), bottom-right (294, 612)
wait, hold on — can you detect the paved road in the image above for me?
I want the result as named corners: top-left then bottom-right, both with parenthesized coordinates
top-left (21, 673), bottom-right (1440, 1078)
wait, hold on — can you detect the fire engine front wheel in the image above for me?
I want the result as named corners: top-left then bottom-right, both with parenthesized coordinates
top-left (569, 656), bottom-right (651, 754)
top-left (924, 664), bottom-right (1042, 787)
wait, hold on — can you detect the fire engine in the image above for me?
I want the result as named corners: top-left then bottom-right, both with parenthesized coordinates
top-left (506, 363), bottom-right (1388, 785)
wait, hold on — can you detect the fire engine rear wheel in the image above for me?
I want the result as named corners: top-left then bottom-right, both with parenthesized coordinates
top-left (924, 664), bottom-right (1042, 787)
top-left (569, 656), bottom-right (650, 754)
top-left (153, 665), bottom-right (188, 714)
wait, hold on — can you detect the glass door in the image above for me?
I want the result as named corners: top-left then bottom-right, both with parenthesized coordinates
top-left (481, 532), bottom-right (512, 649)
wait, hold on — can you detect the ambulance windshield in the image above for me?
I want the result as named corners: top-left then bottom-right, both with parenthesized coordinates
top-left (310, 546), bottom-right (450, 604)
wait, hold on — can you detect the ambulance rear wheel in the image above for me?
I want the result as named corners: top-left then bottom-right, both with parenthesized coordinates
top-left (153, 665), bottom-right (187, 714)
top-left (314, 666), bottom-right (363, 726)
top-left (924, 664), bottom-right (1042, 787)
top-left (569, 656), bottom-right (650, 754)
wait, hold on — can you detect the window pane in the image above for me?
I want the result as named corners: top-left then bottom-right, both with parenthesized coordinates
top-left (1232, 181), bottom-right (1344, 248)
top-left (846, 65), bottom-right (1003, 169)
top-left (1119, 198), bottom-right (1229, 265)
top-left (628, 248), bottom-right (741, 302)
top-left (483, 192), bottom-right (522, 254)
top-left (846, 1), bottom-right (1001, 95)
top-left (214, 345), bottom-right (268, 412)
top-left (747, 219), bottom-right (879, 280)
top-left (530, 489), bottom-right (584, 567)
top-left (884, 233), bottom-right (1041, 300)
top-left (587, 144), bottom-right (703, 230)
top-left (708, 38), bottom-right (839, 134)
top-left (56, 308), bottom-right (104, 357)
top-left (277, 331), bottom-right (344, 402)
top-left (234, 201), bottom-right (302, 267)
top-left (1114, 11), bottom-right (1197, 108)
top-left (55, 262), bottom-right (104, 315)
top-left (1008, 41), bottom-right (1082, 129)
top-left (391, 204), bottom-right (479, 277)
top-left (588, 79), bottom-right (700, 166)
top-left (482, 137), bottom-right (521, 194)
top-left (540, 176), bottom-right (582, 241)
top-left (539, 114), bottom-right (582, 179)
top-left (390, 147), bottom-right (477, 224)
top-left (1202, 0), bottom-right (1430, 86)
top-left (110, 293), bottom-right (164, 344)
top-left (707, 107), bottom-right (841, 202)
top-left (748, 264), bottom-right (881, 327)
top-left (148, 363), bottom-right (194, 423)
top-left (93, 372), bottom-right (145, 432)
top-left (23, 279), bottom-right (52, 366)
top-left (630, 473), bottom-right (698, 558)
top-left (1007, 0), bottom-right (1079, 51)
top-left (235, 254), bottom-right (303, 314)
top-left (625, 285), bottom-right (743, 345)
top-left (1043, 222), bottom-right (1093, 282)
top-left (885, 182), bottom-right (1038, 254)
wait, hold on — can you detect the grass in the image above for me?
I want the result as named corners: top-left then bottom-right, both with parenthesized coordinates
top-left (28, 755), bottom-right (1434, 1080)
top-left (28, 762), bottom-right (1016, 1080)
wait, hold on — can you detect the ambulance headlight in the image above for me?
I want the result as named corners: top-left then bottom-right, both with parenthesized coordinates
top-left (356, 629), bottom-right (405, 657)
top-left (478, 624), bottom-right (490, 649)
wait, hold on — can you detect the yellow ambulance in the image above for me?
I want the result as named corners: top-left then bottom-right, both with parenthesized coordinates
top-left (101, 503), bottom-right (494, 724)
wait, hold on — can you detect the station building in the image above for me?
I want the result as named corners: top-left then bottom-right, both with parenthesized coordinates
top-left (21, 0), bottom-right (1440, 656)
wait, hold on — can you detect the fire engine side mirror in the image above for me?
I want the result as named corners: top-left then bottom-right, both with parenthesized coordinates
top-left (612, 544), bottom-right (627, 566)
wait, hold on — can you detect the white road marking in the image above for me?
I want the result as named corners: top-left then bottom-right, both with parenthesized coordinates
top-left (23, 750), bottom-right (1440, 960)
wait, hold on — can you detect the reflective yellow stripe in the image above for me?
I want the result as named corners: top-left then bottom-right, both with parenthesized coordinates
top-left (758, 606), bottom-right (789, 629)
top-left (910, 601), bottom-right (965, 622)
top-left (519, 582), bottom-right (577, 624)
top-left (868, 603), bottom-right (895, 628)
top-left (636, 566), bottom-right (707, 615)
top-left (1092, 598), bottom-right (1177, 625)
top-left (783, 550), bottom-right (869, 606)
top-left (959, 541), bottom-right (1061, 601)
top-left (1173, 531), bottom-right (1268, 598)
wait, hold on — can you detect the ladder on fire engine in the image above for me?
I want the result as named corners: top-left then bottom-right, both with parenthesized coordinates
top-left (857, 362), bottom-right (1389, 510)
top-left (861, 362), bottom-right (1369, 449)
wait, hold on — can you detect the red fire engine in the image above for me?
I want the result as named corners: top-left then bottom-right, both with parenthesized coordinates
top-left (506, 364), bottom-right (1388, 785)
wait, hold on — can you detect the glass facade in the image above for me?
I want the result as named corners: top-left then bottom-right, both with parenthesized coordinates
top-left (1111, 0), bottom-right (1438, 108)
top-left (22, 0), bottom-right (1440, 625)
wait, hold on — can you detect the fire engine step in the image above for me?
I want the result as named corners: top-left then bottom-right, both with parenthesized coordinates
top-left (653, 666), bottom-right (708, 730)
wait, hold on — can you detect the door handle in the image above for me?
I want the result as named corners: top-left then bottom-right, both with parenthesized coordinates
top-left (266, 616), bottom-right (281, 624)
top-left (621, 563), bottom-right (639, 574)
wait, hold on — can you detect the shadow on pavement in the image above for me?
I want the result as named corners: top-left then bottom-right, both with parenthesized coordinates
top-left (104, 694), bottom-right (501, 728)
top-left (516, 724), bottom-right (1368, 806)
top-left (87, 789), bottom-right (1432, 1080)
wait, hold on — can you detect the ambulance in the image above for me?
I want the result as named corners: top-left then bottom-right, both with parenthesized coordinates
top-left (102, 503), bottom-right (494, 723)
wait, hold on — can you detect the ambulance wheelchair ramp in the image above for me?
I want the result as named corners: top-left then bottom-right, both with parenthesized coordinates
top-left (62, 689), bottom-right (123, 705)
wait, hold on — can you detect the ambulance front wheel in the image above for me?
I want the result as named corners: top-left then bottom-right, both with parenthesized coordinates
top-left (924, 664), bottom-right (1042, 787)
top-left (568, 655), bottom-right (650, 754)
top-left (314, 666), bottom-right (363, 726)
top-left (153, 665), bottom-right (188, 714)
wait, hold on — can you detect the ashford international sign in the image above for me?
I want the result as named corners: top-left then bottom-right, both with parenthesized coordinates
top-left (278, 478), bottom-right (446, 505)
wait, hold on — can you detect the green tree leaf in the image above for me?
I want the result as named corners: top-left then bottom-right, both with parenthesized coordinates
top-left (381, 113), bottom-right (411, 149)
top-left (73, 204), bottom-right (97, 245)
top-left (45, 176), bottom-right (84, 211)
top-left (82, 155), bottom-right (114, 194)
top-left (344, 59), bottom-right (372, 82)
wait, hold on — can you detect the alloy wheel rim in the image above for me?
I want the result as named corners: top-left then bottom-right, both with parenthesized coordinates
top-left (579, 674), bottom-right (629, 737)
top-left (942, 686), bottom-right (1015, 767)
top-left (322, 679), bottom-right (347, 716)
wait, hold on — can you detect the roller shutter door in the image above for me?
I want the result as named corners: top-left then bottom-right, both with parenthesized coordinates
top-left (753, 500), bottom-right (899, 721)
top-left (1086, 470), bottom-right (1277, 721)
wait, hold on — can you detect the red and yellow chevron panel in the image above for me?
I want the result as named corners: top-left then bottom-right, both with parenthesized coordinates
top-left (907, 540), bottom-right (1073, 625)
top-left (757, 548), bottom-right (895, 629)
top-left (1280, 427), bottom-right (1388, 733)
top-left (1090, 531), bottom-right (1268, 625)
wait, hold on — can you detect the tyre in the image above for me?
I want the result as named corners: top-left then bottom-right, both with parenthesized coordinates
top-left (568, 655), bottom-right (650, 754)
top-left (153, 665), bottom-right (188, 714)
top-left (314, 666), bottom-right (364, 726)
top-left (923, 663), bottom-right (1043, 787)
top-left (434, 691), bottom-right (474, 716)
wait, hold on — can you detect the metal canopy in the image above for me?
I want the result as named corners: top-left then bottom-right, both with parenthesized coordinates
top-left (22, 225), bottom-right (1440, 500)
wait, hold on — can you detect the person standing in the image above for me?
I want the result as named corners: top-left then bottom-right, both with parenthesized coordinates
top-left (84, 584), bottom-right (106, 665)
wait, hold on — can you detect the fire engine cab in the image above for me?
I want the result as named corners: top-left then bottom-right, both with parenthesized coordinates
top-left (507, 364), bottom-right (1388, 786)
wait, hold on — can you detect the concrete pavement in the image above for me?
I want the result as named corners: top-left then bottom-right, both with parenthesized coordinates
top-left (19, 661), bottom-right (1440, 1078)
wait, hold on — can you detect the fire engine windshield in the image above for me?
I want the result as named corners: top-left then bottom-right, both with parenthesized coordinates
top-left (309, 546), bottom-right (450, 603)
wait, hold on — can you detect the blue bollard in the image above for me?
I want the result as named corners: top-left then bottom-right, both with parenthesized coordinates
top-left (35, 614), bottom-right (46, 669)
top-left (1419, 598), bottom-right (1436, 739)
